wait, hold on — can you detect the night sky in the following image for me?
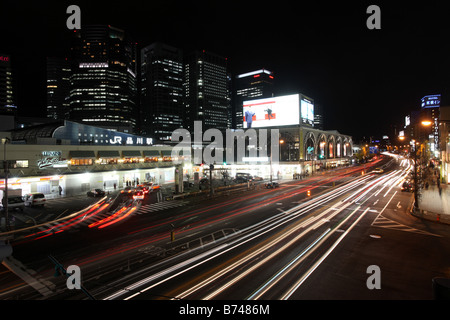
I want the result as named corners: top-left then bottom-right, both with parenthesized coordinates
top-left (2, 1), bottom-right (450, 141)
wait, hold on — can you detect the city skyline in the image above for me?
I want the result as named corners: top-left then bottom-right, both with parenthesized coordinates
top-left (2, 1), bottom-right (450, 305)
top-left (2, 1), bottom-right (450, 141)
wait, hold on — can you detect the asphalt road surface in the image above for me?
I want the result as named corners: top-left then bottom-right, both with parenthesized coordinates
top-left (1, 155), bottom-right (450, 303)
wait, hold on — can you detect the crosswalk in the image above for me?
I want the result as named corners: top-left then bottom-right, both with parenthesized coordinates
top-left (136, 200), bottom-right (189, 214)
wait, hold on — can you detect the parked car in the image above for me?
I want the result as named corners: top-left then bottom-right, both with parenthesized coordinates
top-left (265, 181), bottom-right (279, 189)
top-left (87, 189), bottom-right (106, 197)
top-left (235, 173), bottom-right (253, 183)
top-left (23, 193), bottom-right (46, 207)
top-left (1, 195), bottom-right (25, 211)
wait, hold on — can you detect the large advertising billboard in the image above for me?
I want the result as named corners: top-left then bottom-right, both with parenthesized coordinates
top-left (242, 94), bottom-right (300, 128)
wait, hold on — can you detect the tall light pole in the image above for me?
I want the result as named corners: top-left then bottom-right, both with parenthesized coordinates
top-left (2, 137), bottom-right (10, 231)
top-left (413, 120), bottom-right (432, 210)
top-left (279, 139), bottom-right (284, 162)
top-left (413, 141), bottom-right (419, 209)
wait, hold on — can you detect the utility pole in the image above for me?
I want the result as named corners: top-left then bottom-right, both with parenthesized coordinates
top-left (413, 145), bottom-right (419, 209)
top-left (209, 164), bottom-right (214, 196)
top-left (2, 138), bottom-right (10, 231)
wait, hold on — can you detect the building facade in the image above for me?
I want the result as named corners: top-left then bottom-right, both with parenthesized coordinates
top-left (314, 103), bottom-right (324, 130)
top-left (0, 54), bottom-right (17, 115)
top-left (1, 121), bottom-right (186, 198)
top-left (184, 50), bottom-right (229, 132)
top-left (46, 57), bottom-right (71, 120)
top-left (140, 43), bottom-right (184, 142)
top-left (68, 25), bottom-right (138, 133)
top-left (234, 69), bottom-right (274, 129)
top-left (439, 106), bottom-right (450, 184)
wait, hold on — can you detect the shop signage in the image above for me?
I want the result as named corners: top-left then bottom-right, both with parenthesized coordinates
top-left (109, 136), bottom-right (153, 145)
top-left (38, 151), bottom-right (67, 169)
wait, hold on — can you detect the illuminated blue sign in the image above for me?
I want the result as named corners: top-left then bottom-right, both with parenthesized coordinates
top-left (421, 94), bottom-right (441, 108)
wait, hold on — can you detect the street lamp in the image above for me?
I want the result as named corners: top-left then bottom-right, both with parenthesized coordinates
top-left (279, 139), bottom-right (284, 162)
top-left (413, 120), bottom-right (433, 210)
top-left (2, 137), bottom-right (10, 231)
top-left (412, 141), bottom-right (419, 209)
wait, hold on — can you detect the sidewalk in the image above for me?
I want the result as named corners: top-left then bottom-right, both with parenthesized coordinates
top-left (411, 184), bottom-right (450, 225)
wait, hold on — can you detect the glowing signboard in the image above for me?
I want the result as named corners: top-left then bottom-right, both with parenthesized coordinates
top-left (242, 94), bottom-right (300, 128)
top-left (300, 97), bottom-right (314, 125)
top-left (421, 94), bottom-right (441, 108)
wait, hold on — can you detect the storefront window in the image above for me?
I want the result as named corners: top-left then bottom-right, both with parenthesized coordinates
top-left (99, 158), bottom-right (118, 164)
top-left (123, 157), bottom-right (139, 164)
top-left (70, 158), bottom-right (93, 166)
top-left (15, 160), bottom-right (29, 168)
top-left (144, 157), bottom-right (158, 163)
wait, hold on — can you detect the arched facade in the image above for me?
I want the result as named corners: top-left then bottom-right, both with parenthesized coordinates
top-left (298, 127), bottom-right (353, 161)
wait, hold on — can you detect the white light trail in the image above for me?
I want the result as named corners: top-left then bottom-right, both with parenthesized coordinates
top-left (280, 207), bottom-right (371, 300)
top-left (103, 173), bottom-right (388, 300)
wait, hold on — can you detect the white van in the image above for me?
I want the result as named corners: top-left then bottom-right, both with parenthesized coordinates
top-left (23, 193), bottom-right (46, 207)
top-left (0, 196), bottom-right (25, 212)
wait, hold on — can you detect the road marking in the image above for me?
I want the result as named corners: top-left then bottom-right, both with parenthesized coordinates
top-left (137, 201), bottom-right (188, 214)
top-left (371, 215), bottom-right (440, 236)
top-left (280, 207), bottom-right (371, 300)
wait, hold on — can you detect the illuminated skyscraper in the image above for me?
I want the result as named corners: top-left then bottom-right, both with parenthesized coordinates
top-left (314, 103), bottom-right (324, 130)
top-left (184, 50), bottom-right (229, 132)
top-left (234, 69), bottom-right (274, 129)
top-left (141, 43), bottom-right (184, 143)
top-left (0, 54), bottom-right (17, 115)
top-left (46, 57), bottom-right (71, 120)
top-left (69, 25), bottom-right (138, 133)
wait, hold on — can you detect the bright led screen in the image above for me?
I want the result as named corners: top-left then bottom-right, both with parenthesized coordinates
top-left (301, 98), bottom-right (314, 125)
top-left (242, 94), bottom-right (300, 128)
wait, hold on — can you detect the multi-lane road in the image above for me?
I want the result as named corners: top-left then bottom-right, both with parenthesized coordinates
top-left (1, 155), bottom-right (450, 303)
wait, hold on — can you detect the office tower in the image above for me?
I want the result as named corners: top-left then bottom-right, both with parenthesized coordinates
top-left (140, 43), bottom-right (184, 143)
top-left (0, 54), bottom-right (17, 115)
top-left (69, 25), bottom-right (138, 133)
top-left (184, 50), bottom-right (229, 132)
top-left (234, 69), bottom-right (274, 129)
top-left (314, 103), bottom-right (324, 130)
top-left (46, 57), bottom-right (71, 120)
top-left (226, 73), bottom-right (233, 129)
top-left (420, 94), bottom-right (441, 153)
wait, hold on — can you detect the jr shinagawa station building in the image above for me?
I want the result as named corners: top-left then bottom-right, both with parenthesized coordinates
top-left (0, 120), bottom-right (184, 198)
